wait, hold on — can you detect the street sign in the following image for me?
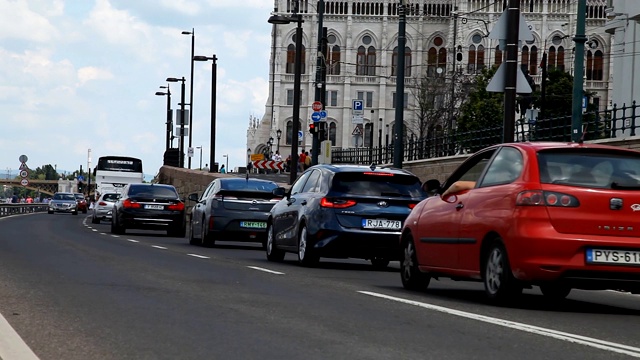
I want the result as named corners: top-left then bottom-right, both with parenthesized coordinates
top-left (298, 130), bottom-right (303, 140)
top-left (250, 153), bottom-right (265, 161)
top-left (312, 101), bottom-right (323, 112)
top-left (187, 147), bottom-right (194, 157)
top-left (20, 178), bottom-right (29, 186)
top-left (19, 162), bottom-right (28, 170)
top-left (19, 155), bottom-right (28, 163)
top-left (352, 99), bottom-right (364, 115)
top-left (252, 160), bottom-right (285, 170)
top-left (351, 114), bottom-right (364, 124)
top-left (319, 110), bottom-right (327, 119)
top-left (352, 125), bottom-right (362, 136)
top-left (311, 112), bottom-right (322, 122)
top-left (19, 170), bottom-right (29, 178)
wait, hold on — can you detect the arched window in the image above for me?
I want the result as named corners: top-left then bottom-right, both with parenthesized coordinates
top-left (468, 45), bottom-right (477, 73)
top-left (366, 46), bottom-right (376, 76)
top-left (521, 46), bottom-right (530, 73)
top-left (587, 49), bottom-right (604, 80)
top-left (427, 36), bottom-right (447, 77)
top-left (548, 36), bottom-right (566, 72)
top-left (327, 34), bottom-right (341, 75)
top-left (494, 45), bottom-right (502, 66)
top-left (286, 34), bottom-right (305, 74)
top-left (467, 34), bottom-right (485, 74)
top-left (392, 46), bottom-right (412, 76)
top-left (285, 120), bottom-right (303, 145)
top-left (357, 36), bottom-right (376, 76)
top-left (529, 46), bottom-right (538, 75)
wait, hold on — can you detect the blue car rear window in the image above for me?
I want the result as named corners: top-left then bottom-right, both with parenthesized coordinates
top-left (222, 180), bottom-right (278, 192)
top-left (331, 173), bottom-right (425, 198)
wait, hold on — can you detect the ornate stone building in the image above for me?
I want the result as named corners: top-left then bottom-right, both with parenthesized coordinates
top-left (247, 0), bottom-right (612, 160)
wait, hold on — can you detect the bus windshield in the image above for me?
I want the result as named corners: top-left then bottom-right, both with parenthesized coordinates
top-left (94, 156), bottom-right (143, 195)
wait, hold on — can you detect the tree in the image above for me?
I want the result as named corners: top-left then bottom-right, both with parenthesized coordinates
top-left (456, 66), bottom-right (504, 152)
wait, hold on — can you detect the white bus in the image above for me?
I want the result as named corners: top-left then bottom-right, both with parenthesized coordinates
top-left (93, 156), bottom-right (144, 196)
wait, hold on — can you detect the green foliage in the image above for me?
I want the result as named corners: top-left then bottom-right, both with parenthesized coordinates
top-left (457, 66), bottom-right (504, 132)
top-left (535, 69), bottom-right (574, 119)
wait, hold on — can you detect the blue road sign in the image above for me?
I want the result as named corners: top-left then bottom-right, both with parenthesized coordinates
top-left (77, 175), bottom-right (85, 182)
top-left (311, 112), bottom-right (322, 122)
top-left (320, 110), bottom-right (327, 119)
top-left (298, 130), bottom-right (303, 139)
top-left (353, 99), bottom-right (364, 112)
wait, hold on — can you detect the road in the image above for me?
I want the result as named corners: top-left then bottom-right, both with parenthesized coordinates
top-left (1, 213), bottom-right (640, 359)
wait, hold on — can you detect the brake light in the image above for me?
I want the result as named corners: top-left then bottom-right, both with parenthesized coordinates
top-left (320, 197), bottom-right (357, 208)
top-left (213, 194), bottom-right (237, 200)
top-left (98, 201), bottom-right (107, 206)
top-left (167, 202), bottom-right (185, 211)
top-left (516, 190), bottom-right (579, 207)
top-left (123, 199), bottom-right (141, 209)
top-left (408, 203), bottom-right (417, 209)
top-left (363, 172), bottom-right (394, 176)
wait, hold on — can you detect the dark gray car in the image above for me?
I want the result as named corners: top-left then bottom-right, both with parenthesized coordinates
top-left (188, 178), bottom-right (283, 247)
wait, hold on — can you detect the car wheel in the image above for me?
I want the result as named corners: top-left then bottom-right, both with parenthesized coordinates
top-left (483, 241), bottom-right (522, 303)
top-left (266, 223), bottom-right (285, 262)
top-left (540, 284), bottom-right (571, 300)
top-left (400, 236), bottom-right (430, 291)
top-left (91, 214), bottom-right (100, 224)
top-left (188, 218), bottom-right (199, 245)
top-left (48, 210), bottom-right (53, 214)
top-left (371, 257), bottom-right (390, 269)
top-left (201, 216), bottom-right (215, 247)
top-left (297, 225), bottom-right (319, 267)
top-left (110, 213), bottom-right (125, 235)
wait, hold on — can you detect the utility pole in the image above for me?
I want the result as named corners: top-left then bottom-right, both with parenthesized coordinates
top-left (393, 0), bottom-right (406, 169)
top-left (502, 0), bottom-right (520, 143)
top-left (311, 0), bottom-right (325, 166)
top-left (571, 0), bottom-right (587, 142)
top-left (448, 8), bottom-right (458, 134)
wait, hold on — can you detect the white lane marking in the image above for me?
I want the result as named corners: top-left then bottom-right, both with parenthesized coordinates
top-left (0, 312), bottom-right (40, 360)
top-left (151, 245), bottom-right (167, 250)
top-left (247, 266), bottom-right (285, 275)
top-left (111, 235), bottom-right (120, 238)
top-left (359, 291), bottom-right (640, 358)
top-left (91, 229), bottom-right (98, 232)
top-left (187, 254), bottom-right (209, 259)
top-left (127, 239), bottom-right (139, 243)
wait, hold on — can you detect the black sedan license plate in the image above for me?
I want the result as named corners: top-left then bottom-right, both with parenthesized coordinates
top-left (362, 219), bottom-right (402, 230)
top-left (240, 221), bottom-right (267, 229)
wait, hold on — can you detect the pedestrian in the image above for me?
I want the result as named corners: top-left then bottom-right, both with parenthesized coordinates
top-left (298, 149), bottom-right (306, 172)
top-left (219, 164), bottom-right (226, 174)
top-left (304, 151), bottom-right (311, 169)
top-left (203, 163), bottom-right (209, 172)
top-left (285, 154), bottom-right (292, 173)
top-left (272, 151), bottom-right (282, 173)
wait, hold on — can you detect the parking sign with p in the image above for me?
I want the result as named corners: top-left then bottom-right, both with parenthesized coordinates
top-left (352, 99), bottom-right (364, 115)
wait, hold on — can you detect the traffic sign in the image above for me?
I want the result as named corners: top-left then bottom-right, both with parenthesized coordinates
top-left (252, 160), bottom-right (285, 170)
top-left (312, 101), bottom-right (323, 112)
top-left (352, 99), bottom-right (364, 115)
top-left (352, 125), bottom-right (362, 136)
top-left (19, 155), bottom-right (28, 163)
top-left (77, 175), bottom-right (85, 182)
top-left (320, 110), bottom-right (327, 119)
top-left (20, 178), bottom-right (29, 186)
top-left (311, 112), bottom-right (322, 122)
top-left (19, 170), bottom-right (28, 178)
top-left (19, 162), bottom-right (28, 170)
top-left (298, 130), bottom-right (303, 140)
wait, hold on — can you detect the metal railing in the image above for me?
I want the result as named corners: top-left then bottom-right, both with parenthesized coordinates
top-left (0, 204), bottom-right (50, 217)
top-left (332, 102), bottom-right (639, 165)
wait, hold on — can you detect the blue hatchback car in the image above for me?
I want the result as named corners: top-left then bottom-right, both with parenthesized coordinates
top-left (266, 164), bottom-right (427, 268)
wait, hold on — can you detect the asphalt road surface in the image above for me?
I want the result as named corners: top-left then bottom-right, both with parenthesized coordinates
top-left (1, 212), bottom-right (640, 360)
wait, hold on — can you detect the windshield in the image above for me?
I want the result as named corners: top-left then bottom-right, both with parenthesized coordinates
top-left (331, 172), bottom-right (425, 198)
top-left (54, 193), bottom-right (75, 201)
top-left (221, 180), bottom-right (278, 192)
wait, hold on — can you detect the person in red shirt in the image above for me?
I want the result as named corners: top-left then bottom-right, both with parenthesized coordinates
top-left (298, 149), bottom-right (306, 172)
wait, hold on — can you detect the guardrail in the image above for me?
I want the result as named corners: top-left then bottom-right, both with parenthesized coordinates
top-left (0, 204), bottom-right (50, 217)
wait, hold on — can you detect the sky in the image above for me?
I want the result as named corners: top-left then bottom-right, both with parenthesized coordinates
top-left (0, 0), bottom-right (274, 180)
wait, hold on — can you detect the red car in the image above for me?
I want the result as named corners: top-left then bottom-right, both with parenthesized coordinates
top-left (74, 193), bottom-right (88, 214)
top-left (401, 142), bottom-right (640, 303)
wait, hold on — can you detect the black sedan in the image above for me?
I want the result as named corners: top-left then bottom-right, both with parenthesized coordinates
top-left (266, 164), bottom-right (427, 268)
top-left (188, 178), bottom-right (283, 247)
top-left (111, 183), bottom-right (186, 237)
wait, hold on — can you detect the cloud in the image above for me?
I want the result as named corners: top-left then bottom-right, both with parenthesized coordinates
top-left (158, 0), bottom-right (200, 15)
top-left (77, 67), bottom-right (114, 85)
top-left (0, 0), bottom-right (59, 42)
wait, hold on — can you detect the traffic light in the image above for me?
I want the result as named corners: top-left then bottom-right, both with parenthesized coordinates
top-left (77, 182), bottom-right (84, 192)
top-left (309, 122), bottom-right (317, 134)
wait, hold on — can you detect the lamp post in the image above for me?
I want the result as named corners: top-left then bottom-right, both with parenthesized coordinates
top-left (268, 136), bottom-right (274, 156)
top-left (276, 129), bottom-right (282, 152)
top-left (196, 146), bottom-right (202, 169)
top-left (182, 29), bottom-right (195, 168)
top-left (193, 54), bottom-right (218, 173)
top-left (166, 77), bottom-right (186, 167)
top-left (269, 4), bottom-right (304, 185)
top-left (247, 148), bottom-right (252, 176)
top-left (155, 85), bottom-right (172, 152)
top-left (378, 118), bottom-right (383, 164)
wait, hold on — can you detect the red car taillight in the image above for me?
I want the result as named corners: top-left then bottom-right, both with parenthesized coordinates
top-left (167, 202), bottom-right (185, 211)
top-left (516, 190), bottom-right (579, 207)
top-left (98, 201), bottom-right (107, 206)
top-left (408, 203), bottom-right (417, 209)
top-left (123, 199), bottom-right (141, 209)
top-left (320, 197), bottom-right (357, 208)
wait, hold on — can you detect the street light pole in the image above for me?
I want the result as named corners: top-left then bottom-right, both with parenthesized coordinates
top-left (182, 29), bottom-right (196, 168)
top-left (193, 54), bottom-right (218, 173)
top-left (393, 0), bottom-right (406, 168)
top-left (269, 5), bottom-right (304, 185)
top-left (166, 77), bottom-right (186, 168)
top-left (155, 85), bottom-right (172, 152)
top-left (276, 129), bottom-right (282, 153)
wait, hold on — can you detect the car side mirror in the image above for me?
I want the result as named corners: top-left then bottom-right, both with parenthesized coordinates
top-left (272, 187), bottom-right (286, 198)
top-left (188, 193), bottom-right (199, 202)
top-left (422, 179), bottom-right (441, 195)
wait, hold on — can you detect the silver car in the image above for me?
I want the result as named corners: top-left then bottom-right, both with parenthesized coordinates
top-left (91, 192), bottom-right (120, 223)
top-left (48, 192), bottom-right (78, 215)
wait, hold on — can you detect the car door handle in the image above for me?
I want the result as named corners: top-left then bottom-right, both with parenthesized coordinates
top-left (456, 203), bottom-right (464, 209)
top-left (301, 200), bottom-right (307, 206)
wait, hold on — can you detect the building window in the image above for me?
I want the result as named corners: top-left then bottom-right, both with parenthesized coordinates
top-left (285, 120), bottom-right (303, 146)
top-left (326, 90), bottom-right (338, 107)
top-left (357, 91), bottom-right (373, 108)
top-left (357, 45), bottom-right (377, 76)
top-left (392, 92), bottom-right (408, 109)
top-left (548, 46), bottom-right (565, 72)
top-left (286, 89), bottom-right (302, 106)
top-left (364, 123), bottom-right (373, 147)
top-left (427, 36), bottom-right (447, 77)
top-left (329, 122), bottom-right (337, 146)
top-left (327, 34), bottom-right (341, 75)
top-left (286, 36), bottom-right (306, 74)
top-left (520, 45), bottom-right (538, 75)
top-left (392, 46), bottom-right (412, 76)
top-left (586, 49), bottom-right (604, 81)
top-left (467, 44), bottom-right (485, 74)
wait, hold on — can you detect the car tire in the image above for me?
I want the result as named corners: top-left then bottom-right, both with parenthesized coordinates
top-left (400, 236), bottom-right (430, 291)
top-left (266, 223), bottom-right (285, 262)
top-left (297, 224), bottom-right (319, 267)
top-left (91, 214), bottom-right (100, 224)
top-left (188, 219), bottom-right (199, 245)
top-left (48, 210), bottom-right (53, 214)
top-left (540, 284), bottom-right (572, 300)
top-left (371, 257), bottom-right (390, 269)
top-left (110, 213), bottom-right (125, 235)
top-left (483, 241), bottom-right (522, 303)
top-left (201, 216), bottom-right (215, 247)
